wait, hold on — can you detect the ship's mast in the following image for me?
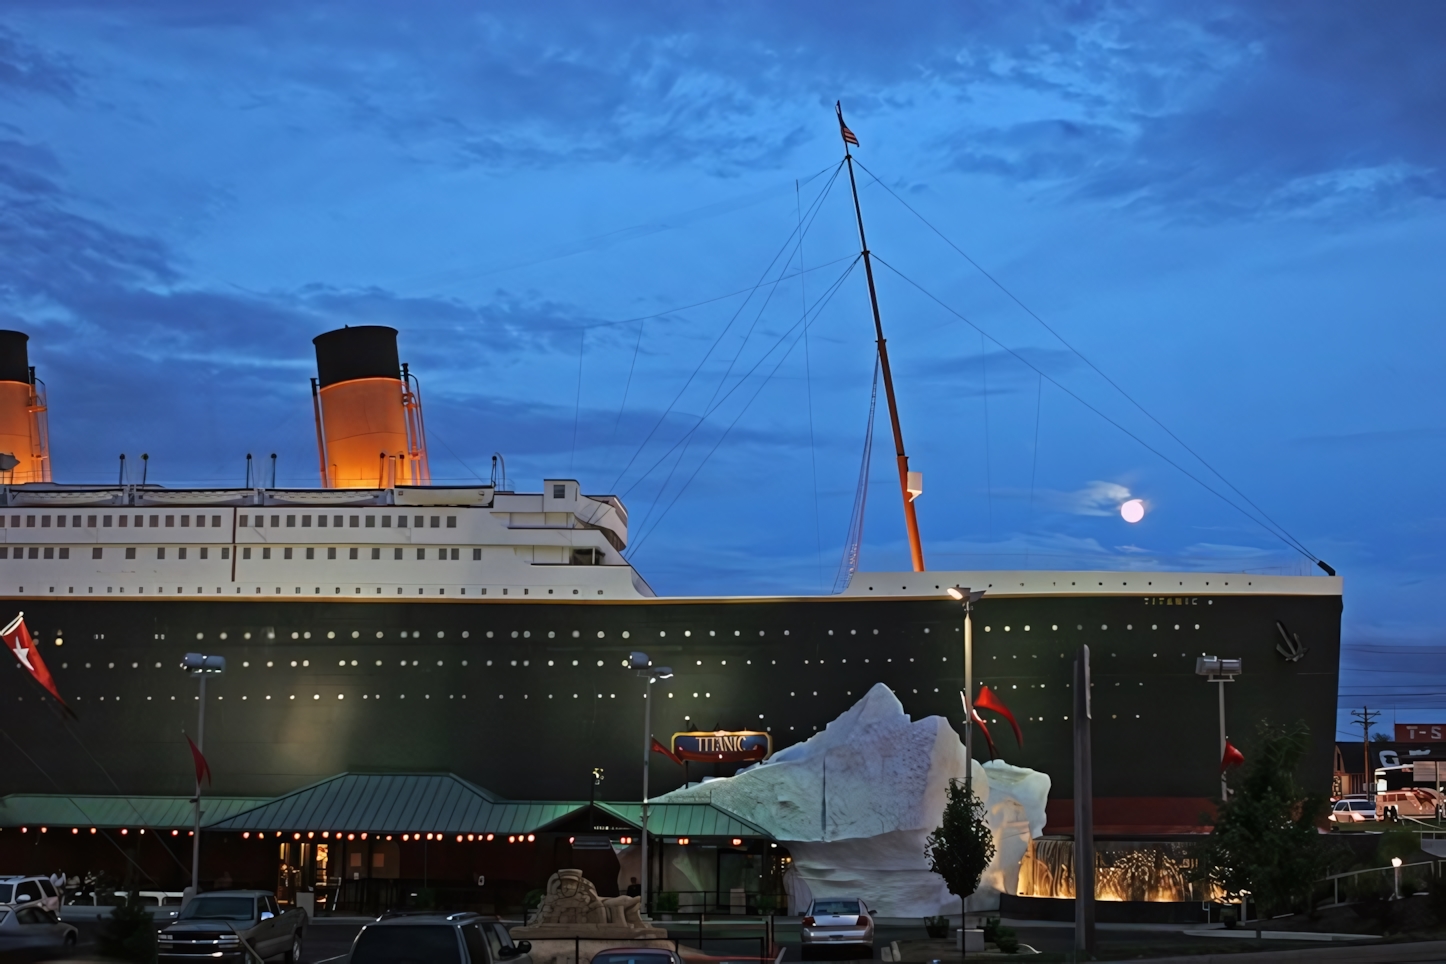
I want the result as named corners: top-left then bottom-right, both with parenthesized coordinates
top-left (836, 102), bottom-right (925, 572)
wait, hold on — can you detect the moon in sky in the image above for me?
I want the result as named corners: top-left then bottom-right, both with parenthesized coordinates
top-left (1120, 499), bottom-right (1146, 524)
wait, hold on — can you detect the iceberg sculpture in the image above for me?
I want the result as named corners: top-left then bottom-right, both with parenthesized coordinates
top-left (652, 682), bottom-right (1050, 915)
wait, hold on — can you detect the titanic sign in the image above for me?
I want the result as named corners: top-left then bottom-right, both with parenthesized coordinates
top-left (672, 730), bottom-right (772, 763)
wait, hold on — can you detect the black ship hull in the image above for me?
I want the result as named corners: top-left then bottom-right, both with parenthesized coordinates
top-left (0, 589), bottom-right (1340, 808)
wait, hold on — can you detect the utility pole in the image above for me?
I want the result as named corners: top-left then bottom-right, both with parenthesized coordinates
top-left (1351, 706), bottom-right (1381, 797)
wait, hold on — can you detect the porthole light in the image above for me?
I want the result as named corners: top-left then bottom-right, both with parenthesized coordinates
top-left (327, 631), bottom-right (335, 639)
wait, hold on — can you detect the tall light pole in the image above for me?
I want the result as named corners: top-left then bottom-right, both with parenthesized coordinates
top-left (947, 587), bottom-right (985, 795)
top-left (182, 652), bottom-right (225, 899)
top-left (630, 651), bottom-right (673, 916)
top-left (1195, 656), bottom-right (1242, 801)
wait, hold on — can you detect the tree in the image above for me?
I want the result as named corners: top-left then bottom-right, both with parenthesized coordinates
top-left (925, 777), bottom-right (995, 902)
top-left (1197, 720), bottom-right (1333, 918)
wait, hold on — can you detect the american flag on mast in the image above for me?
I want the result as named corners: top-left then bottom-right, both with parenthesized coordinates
top-left (835, 101), bottom-right (859, 147)
top-left (3, 612), bottom-right (74, 717)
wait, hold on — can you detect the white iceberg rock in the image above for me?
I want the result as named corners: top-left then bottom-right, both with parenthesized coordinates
top-left (652, 682), bottom-right (1050, 915)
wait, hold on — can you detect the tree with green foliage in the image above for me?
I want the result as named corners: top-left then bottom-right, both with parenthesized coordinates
top-left (925, 777), bottom-right (995, 902)
top-left (1197, 720), bottom-right (1332, 918)
top-left (96, 891), bottom-right (158, 962)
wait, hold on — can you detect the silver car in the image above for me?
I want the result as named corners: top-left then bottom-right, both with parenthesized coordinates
top-left (0, 902), bottom-right (79, 951)
top-left (800, 898), bottom-right (874, 958)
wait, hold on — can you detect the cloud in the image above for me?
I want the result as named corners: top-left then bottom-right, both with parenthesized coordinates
top-left (1039, 480), bottom-right (1131, 517)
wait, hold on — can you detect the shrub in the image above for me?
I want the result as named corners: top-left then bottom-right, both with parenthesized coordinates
top-left (1378, 828), bottom-right (1420, 865)
top-left (655, 891), bottom-right (679, 913)
top-left (981, 918), bottom-right (1000, 943)
top-left (96, 891), bottom-right (157, 962)
top-left (994, 925), bottom-right (1020, 954)
top-left (923, 915), bottom-right (949, 938)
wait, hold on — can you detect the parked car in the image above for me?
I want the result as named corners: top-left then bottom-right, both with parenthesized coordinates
top-left (62, 888), bottom-right (185, 922)
top-left (158, 890), bottom-right (306, 963)
top-left (350, 912), bottom-right (532, 964)
top-left (800, 897), bottom-right (874, 958)
top-left (1330, 797), bottom-right (1379, 823)
top-left (0, 902), bottom-right (78, 952)
top-left (592, 949), bottom-right (683, 964)
top-left (1377, 787), bottom-right (1445, 821)
top-left (0, 876), bottom-right (60, 913)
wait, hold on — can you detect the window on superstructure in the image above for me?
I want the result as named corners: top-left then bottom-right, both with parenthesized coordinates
top-left (286, 515), bottom-right (296, 527)
top-left (450, 548), bottom-right (459, 560)
top-left (92, 548), bottom-right (101, 560)
top-left (305, 548), bottom-right (315, 560)
top-left (318, 515), bottom-right (327, 528)
top-left (369, 548), bottom-right (378, 560)
top-left (240, 514), bottom-right (249, 526)
top-left (397, 515), bottom-right (406, 527)
top-left (414, 516), bottom-right (423, 528)
top-left (58, 548), bottom-right (68, 559)
top-left (284, 548), bottom-right (293, 559)
top-left (473, 548), bottom-right (481, 560)
top-left (87, 515), bottom-right (95, 527)
top-left (102, 515), bottom-right (111, 527)
top-left (302, 515), bottom-right (312, 527)
top-left (332, 515), bottom-right (342, 527)
top-left (56, 516), bottom-right (65, 528)
top-left (243, 548), bottom-right (252, 560)
top-left (365, 516), bottom-right (375, 528)
top-left (349, 515), bottom-right (359, 527)
top-left (179, 548), bottom-right (187, 560)
top-left (349, 548), bottom-right (358, 560)
top-left (261, 548), bottom-right (270, 560)
top-left (150, 515), bottom-right (159, 527)
top-left (124, 548), bottom-right (135, 560)
top-left (553, 484), bottom-right (566, 499)
top-left (165, 515), bottom-right (174, 527)
top-left (182, 515), bottom-right (190, 527)
top-left (328, 548), bottom-right (337, 560)
top-left (26, 515), bottom-right (35, 527)
top-left (212, 516), bottom-right (221, 527)
top-left (430, 516), bottom-right (440, 528)
top-left (271, 515), bottom-right (280, 527)
top-left (416, 548), bottom-right (425, 560)
top-left (0, 547), bottom-right (8, 558)
top-left (72, 515), bottom-right (81, 527)
top-left (26, 547), bottom-right (36, 559)
top-left (381, 516), bottom-right (391, 528)
top-left (220, 548), bottom-right (228, 560)
top-left (447, 516), bottom-right (456, 528)
top-left (199, 548), bottom-right (208, 560)
top-left (157, 548), bottom-right (165, 560)
top-left (393, 548), bottom-right (402, 560)
top-left (41, 515), bottom-right (50, 527)
top-left (43, 547), bottom-right (52, 559)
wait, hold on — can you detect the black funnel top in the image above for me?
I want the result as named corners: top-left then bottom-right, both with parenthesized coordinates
top-left (0, 330), bottom-right (30, 384)
top-left (313, 326), bottom-right (401, 388)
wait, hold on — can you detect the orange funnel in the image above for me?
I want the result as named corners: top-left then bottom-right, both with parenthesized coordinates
top-left (0, 331), bottom-right (51, 484)
top-left (311, 326), bottom-right (429, 488)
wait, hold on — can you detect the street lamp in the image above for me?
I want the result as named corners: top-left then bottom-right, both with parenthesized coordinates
top-left (181, 652), bottom-right (225, 900)
top-left (1195, 656), bottom-right (1242, 800)
top-left (947, 587), bottom-right (986, 795)
top-left (630, 651), bottom-right (673, 916)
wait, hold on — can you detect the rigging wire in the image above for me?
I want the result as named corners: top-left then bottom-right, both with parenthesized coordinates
top-left (853, 159), bottom-right (1320, 565)
top-left (627, 260), bottom-right (860, 557)
top-left (608, 320), bottom-right (646, 453)
top-left (835, 352), bottom-right (881, 592)
top-left (621, 259), bottom-right (860, 508)
top-left (611, 163), bottom-right (845, 497)
top-left (799, 178), bottom-right (825, 591)
top-left (608, 162), bottom-right (846, 493)
top-left (870, 254), bottom-right (1319, 564)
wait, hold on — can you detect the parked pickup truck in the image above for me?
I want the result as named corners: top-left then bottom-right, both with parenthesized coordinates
top-left (61, 889), bottom-right (185, 923)
top-left (158, 890), bottom-right (306, 963)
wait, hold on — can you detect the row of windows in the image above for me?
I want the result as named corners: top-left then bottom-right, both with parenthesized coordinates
top-left (241, 514), bottom-right (457, 529)
top-left (240, 547), bottom-right (469, 560)
top-left (1, 547), bottom-right (231, 560)
top-left (3, 546), bottom-right (601, 564)
top-left (1, 514), bottom-right (223, 528)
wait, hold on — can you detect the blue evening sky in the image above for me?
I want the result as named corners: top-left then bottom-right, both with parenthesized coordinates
top-left (0, 2), bottom-right (1441, 737)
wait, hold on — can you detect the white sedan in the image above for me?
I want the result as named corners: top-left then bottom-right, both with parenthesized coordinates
top-left (800, 898), bottom-right (874, 958)
top-left (1330, 798), bottom-right (1379, 823)
top-left (0, 902), bottom-right (78, 952)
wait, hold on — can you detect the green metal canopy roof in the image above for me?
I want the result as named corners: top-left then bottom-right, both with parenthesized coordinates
top-left (591, 802), bottom-right (772, 839)
top-left (205, 773), bottom-right (584, 835)
top-left (0, 794), bottom-right (268, 829)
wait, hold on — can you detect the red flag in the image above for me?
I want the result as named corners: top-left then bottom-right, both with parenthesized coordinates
top-left (186, 734), bottom-right (212, 787)
top-left (651, 737), bottom-right (682, 766)
top-left (1220, 739), bottom-right (1245, 772)
top-left (975, 685), bottom-right (1023, 747)
top-left (2, 612), bottom-right (73, 717)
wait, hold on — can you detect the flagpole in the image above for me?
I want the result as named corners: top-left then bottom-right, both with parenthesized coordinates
top-left (835, 101), bottom-right (925, 572)
top-left (192, 671), bottom-right (205, 897)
